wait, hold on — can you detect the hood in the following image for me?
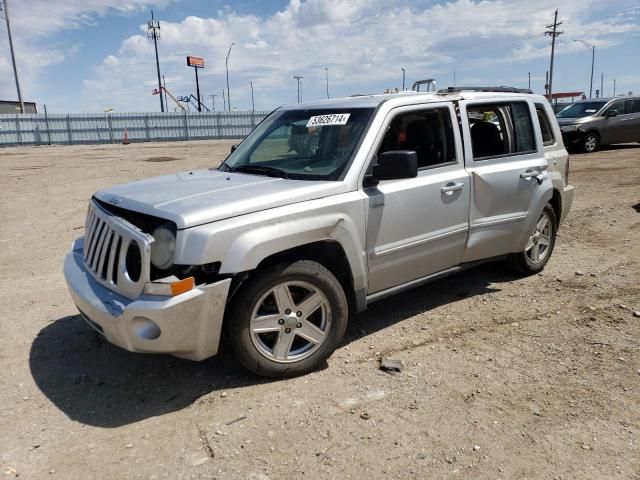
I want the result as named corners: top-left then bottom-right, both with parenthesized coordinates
top-left (94, 168), bottom-right (348, 229)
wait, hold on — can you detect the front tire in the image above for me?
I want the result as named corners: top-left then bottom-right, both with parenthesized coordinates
top-left (227, 260), bottom-right (348, 377)
top-left (509, 204), bottom-right (557, 275)
top-left (582, 132), bottom-right (599, 153)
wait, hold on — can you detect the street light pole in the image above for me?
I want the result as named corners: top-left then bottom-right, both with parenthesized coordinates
top-left (528, 72), bottom-right (531, 90)
top-left (225, 42), bottom-right (235, 112)
top-left (250, 81), bottom-right (255, 112)
top-left (2, 0), bottom-right (25, 113)
top-left (325, 68), bottom-right (329, 99)
top-left (210, 94), bottom-right (216, 112)
top-left (293, 76), bottom-right (304, 103)
top-left (613, 78), bottom-right (616, 97)
top-left (401, 68), bottom-right (405, 90)
top-left (574, 39), bottom-right (595, 99)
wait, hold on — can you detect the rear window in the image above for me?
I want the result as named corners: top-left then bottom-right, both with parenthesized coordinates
top-left (467, 102), bottom-right (536, 160)
top-left (536, 104), bottom-right (556, 146)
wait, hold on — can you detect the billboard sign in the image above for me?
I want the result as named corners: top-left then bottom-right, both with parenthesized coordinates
top-left (186, 56), bottom-right (205, 68)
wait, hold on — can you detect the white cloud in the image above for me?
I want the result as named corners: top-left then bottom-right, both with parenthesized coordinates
top-left (1, 0), bottom-right (638, 111)
top-left (79, 0), bottom-right (639, 112)
top-left (0, 0), bottom-right (173, 105)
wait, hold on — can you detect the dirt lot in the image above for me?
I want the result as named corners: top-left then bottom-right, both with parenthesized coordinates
top-left (1, 140), bottom-right (639, 479)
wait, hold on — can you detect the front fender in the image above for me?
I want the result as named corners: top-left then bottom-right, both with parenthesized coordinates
top-left (221, 213), bottom-right (367, 291)
top-left (174, 192), bottom-right (368, 292)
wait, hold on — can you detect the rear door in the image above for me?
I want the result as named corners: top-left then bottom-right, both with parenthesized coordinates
top-left (601, 100), bottom-right (628, 144)
top-left (459, 98), bottom-right (552, 262)
top-left (621, 99), bottom-right (640, 142)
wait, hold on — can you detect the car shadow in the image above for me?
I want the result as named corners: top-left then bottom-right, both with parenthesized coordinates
top-left (599, 143), bottom-right (640, 151)
top-left (30, 261), bottom-right (510, 428)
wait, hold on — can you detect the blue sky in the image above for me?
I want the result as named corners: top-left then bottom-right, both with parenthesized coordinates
top-left (0, 0), bottom-right (638, 113)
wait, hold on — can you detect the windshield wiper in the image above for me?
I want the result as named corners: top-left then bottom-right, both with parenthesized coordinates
top-left (230, 164), bottom-right (290, 179)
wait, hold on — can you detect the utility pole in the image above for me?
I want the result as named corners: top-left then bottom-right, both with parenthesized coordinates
top-left (147, 11), bottom-right (164, 112)
top-left (613, 78), bottom-right (616, 97)
top-left (401, 68), bottom-right (406, 90)
top-left (210, 94), bottom-right (216, 112)
top-left (325, 68), bottom-right (330, 99)
top-left (222, 88), bottom-right (226, 112)
top-left (2, 0), bottom-right (25, 113)
top-left (545, 9), bottom-right (563, 103)
top-left (453, 65), bottom-right (456, 87)
top-left (250, 81), bottom-right (255, 112)
top-left (528, 72), bottom-right (531, 90)
top-left (293, 76), bottom-right (304, 103)
top-left (225, 42), bottom-right (235, 111)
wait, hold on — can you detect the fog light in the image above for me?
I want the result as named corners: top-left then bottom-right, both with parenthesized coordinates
top-left (131, 316), bottom-right (161, 340)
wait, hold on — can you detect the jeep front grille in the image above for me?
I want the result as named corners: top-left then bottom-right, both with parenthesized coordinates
top-left (83, 200), bottom-right (152, 300)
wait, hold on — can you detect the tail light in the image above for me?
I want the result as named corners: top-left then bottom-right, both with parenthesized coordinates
top-left (564, 156), bottom-right (570, 186)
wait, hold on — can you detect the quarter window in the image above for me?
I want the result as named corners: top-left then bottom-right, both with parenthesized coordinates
top-left (535, 104), bottom-right (556, 146)
top-left (377, 108), bottom-right (456, 169)
top-left (467, 102), bottom-right (536, 160)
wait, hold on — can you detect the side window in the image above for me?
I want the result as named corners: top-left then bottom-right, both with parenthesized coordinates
top-left (625, 99), bottom-right (640, 114)
top-left (535, 104), bottom-right (556, 146)
top-left (606, 101), bottom-right (625, 115)
top-left (377, 108), bottom-right (456, 169)
top-left (467, 102), bottom-right (536, 160)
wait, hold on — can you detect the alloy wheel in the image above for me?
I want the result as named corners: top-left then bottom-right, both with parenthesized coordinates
top-left (249, 281), bottom-right (331, 363)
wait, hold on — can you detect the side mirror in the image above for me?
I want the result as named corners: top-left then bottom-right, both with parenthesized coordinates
top-left (605, 109), bottom-right (618, 118)
top-left (230, 144), bottom-right (239, 153)
top-left (372, 150), bottom-right (418, 181)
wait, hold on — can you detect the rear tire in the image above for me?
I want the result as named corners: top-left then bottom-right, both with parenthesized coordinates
top-left (582, 132), bottom-right (599, 153)
top-left (509, 204), bottom-right (557, 276)
top-left (226, 260), bottom-right (348, 377)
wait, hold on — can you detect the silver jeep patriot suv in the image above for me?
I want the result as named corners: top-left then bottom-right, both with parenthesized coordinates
top-left (64, 87), bottom-right (575, 377)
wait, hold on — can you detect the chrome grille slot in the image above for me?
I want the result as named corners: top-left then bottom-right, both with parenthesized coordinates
top-left (82, 200), bottom-right (153, 299)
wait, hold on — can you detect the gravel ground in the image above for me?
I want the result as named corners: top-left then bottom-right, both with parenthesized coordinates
top-left (1, 140), bottom-right (639, 480)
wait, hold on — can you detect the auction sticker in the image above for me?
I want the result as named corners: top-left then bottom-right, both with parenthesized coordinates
top-left (306, 113), bottom-right (350, 127)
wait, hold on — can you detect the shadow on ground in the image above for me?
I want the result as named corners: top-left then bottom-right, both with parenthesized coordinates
top-left (30, 262), bottom-right (509, 428)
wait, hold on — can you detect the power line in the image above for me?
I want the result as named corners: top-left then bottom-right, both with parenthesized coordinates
top-left (544, 9), bottom-right (563, 102)
top-left (1, 0), bottom-right (25, 114)
top-left (147, 10), bottom-right (164, 112)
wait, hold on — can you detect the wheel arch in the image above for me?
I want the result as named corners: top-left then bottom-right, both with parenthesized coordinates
top-left (549, 188), bottom-right (562, 228)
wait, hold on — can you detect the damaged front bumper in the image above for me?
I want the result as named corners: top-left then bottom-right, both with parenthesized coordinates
top-left (63, 238), bottom-right (231, 361)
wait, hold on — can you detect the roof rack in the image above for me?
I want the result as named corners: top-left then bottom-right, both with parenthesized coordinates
top-left (437, 86), bottom-right (534, 94)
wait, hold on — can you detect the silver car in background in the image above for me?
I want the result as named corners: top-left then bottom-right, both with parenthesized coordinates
top-left (557, 96), bottom-right (640, 152)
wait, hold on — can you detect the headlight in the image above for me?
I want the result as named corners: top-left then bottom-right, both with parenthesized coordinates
top-left (150, 223), bottom-right (176, 270)
top-left (560, 125), bottom-right (580, 132)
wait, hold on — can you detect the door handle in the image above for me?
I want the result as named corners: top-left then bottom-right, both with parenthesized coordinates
top-left (441, 182), bottom-right (464, 194)
top-left (521, 170), bottom-right (546, 185)
top-left (520, 170), bottom-right (538, 179)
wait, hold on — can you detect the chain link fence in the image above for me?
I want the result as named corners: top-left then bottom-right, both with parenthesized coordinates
top-left (0, 111), bottom-right (269, 147)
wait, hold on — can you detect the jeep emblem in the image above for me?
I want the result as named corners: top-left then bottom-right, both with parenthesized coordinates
top-left (109, 195), bottom-right (122, 205)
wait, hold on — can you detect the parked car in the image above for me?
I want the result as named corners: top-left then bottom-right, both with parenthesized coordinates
top-left (64, 87), bottom-right (574, 377)
top-left (556, 96), bottom-right (640, 152)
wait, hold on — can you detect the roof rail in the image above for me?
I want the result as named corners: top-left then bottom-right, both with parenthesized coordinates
top-left (438, 86), bottom-right (534, 94)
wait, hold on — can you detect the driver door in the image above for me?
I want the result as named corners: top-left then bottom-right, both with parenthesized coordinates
top-left (364, 103), bottom-right (470, 294)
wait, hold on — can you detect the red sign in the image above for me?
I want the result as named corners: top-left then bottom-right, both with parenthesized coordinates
top-left (186, 56), bottom-right (205, 68)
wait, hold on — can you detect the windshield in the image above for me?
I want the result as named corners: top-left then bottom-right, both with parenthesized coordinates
top-left (556, 101), bottom-right (607, 118)
top-left (221, 107), bottom-right (374, 180)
